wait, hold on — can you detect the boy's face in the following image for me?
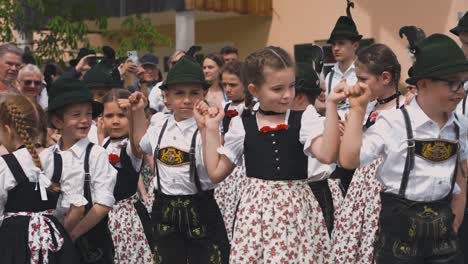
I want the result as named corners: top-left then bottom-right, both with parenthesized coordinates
top-left (165, 83), bottom-right (206, 121)
top-left (331, 39), bottom-right (359, 63)
top-left (52, 102), bottom-right (93, 142)
top-left (221, 72), bottom-right (244, 103)
top-left (418, 72), bottom-right (468, 113)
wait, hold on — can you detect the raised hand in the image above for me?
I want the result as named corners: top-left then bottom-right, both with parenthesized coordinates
top-left (328, 79), bottom-right (348, 104)
top-left (128, 92), bottom-right (148, 111)
top-left (194, 100), bottom-right (208, 129)
top-left (345, 82), bottom-right (372, 109)
top-left (76, 54), bottom-right (96, 74)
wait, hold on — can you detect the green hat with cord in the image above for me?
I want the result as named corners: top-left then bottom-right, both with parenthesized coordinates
top-left (159, 55), bottom-right (209, 90)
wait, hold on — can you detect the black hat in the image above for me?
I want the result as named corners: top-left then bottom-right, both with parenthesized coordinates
top-left (327, 16), bottom-right (363, 44)
top-left (450, 11), bottom-right (468, 36)
top-left (140, 54), bottom-right (159, 66)
top-left (69, 48), bottom-right (96, 67)
top-left (294, 44), bottom-right (324, 74)
top-left (48, 77), bottom-right (103, 118)
top-left (296, 63), bottom-right (321, 96)
top-left (406, 34), bottom-right (468, 85)
top-left (160, 56), bottom-right (209, 90)
top-left (83, 63), bottom-right (123, 89)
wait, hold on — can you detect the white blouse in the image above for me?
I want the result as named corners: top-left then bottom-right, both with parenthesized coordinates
top-left (103, 137), bottom-right (142, 171)
top-left (219, 105), bottom-right (324, 166)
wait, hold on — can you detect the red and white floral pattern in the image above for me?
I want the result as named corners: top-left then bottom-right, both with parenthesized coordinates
top-left (230, 178), bottom-right (331, 264)
top-left (3, 209), bottom-right (63, 264)
top-left (328, 178), bottom-right (344, 216)
top-left (108, 194), bottom-right (153, 264)
top-left (214, 158), bottom-right (248, 242)
top-left (331, 158), bottom-right (383, 264)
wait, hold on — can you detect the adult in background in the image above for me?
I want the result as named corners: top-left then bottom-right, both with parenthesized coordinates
top-left (203, 53), bottom-right (226, 105)
top-left (0, 44), bottom-right (23, 93)
top-left (220, 46), bottom-right (239, 62)
top-left (17, 64), bottom-right (47, 109)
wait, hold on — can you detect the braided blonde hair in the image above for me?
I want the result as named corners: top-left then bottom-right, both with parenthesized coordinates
top-left (0, 94), bottom-right (60, 192)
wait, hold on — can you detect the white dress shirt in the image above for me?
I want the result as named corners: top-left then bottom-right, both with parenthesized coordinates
top-left (219, 105), bottom-right (324, 166)
top-left (360, 99), bottom-right (468, 202)
top-left (148, 82), bottom-right (169, 113)
top-left (0, 148), bottom-right (86, 224)
top-left (51, 138), bottom-right (117, 208)
top-left (140, 113), bottom-right (216, 195)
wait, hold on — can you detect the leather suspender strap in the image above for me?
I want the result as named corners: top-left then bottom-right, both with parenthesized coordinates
top-left (83, 143), bottom-right (94, 212)
top-left (449, 117), bottom-right (461, 197)
top-left (51, 153), bottom-right (63, 184)
top-left (463, 93), bottom-right (467, 115)
top-left (189, 129), bottom-right (202, 193)
top-left (327, 70), bottom-right (335, 95)
top-left (399, 106), bottom-right (415, 197)
top-left (153, 119), bottom-right (169, 192)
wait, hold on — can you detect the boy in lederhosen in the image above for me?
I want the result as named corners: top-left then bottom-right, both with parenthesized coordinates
top-left (340, 34), bottom-right (468, 263)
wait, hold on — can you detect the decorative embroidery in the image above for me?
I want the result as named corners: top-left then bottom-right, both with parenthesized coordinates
top-left (157, 147), bottom-right (190, 166)
top-left (414, 139), bottom-right (458, 162)
top-left (109, 154), bottom-right (121, 165)
top-left (259, 124), bottom-right (288, 133)
top-left (225, 109), bottom-right (239, 118)
top-left (3, 210), bottom-right (63, 264)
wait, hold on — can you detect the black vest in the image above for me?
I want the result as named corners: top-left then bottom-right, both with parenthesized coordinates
top-left (242, 111), bottom-right (308, 181)
top-left (103, 139), bottom-right (141, 202)
top-left (4, 153), bottom-right (62, 213)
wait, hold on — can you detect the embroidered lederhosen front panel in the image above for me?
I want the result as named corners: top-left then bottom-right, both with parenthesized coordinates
top-left (414, 138), bottom-right (459, 162)
top-left (157, 146), bottom-right (190, 167)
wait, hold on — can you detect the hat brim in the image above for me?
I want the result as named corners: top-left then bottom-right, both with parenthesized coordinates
top-left (406, 60), bottom-right (468, 85)
top-left (48, 92), bottom-right (103, 119)
top-left (159, 80), bottom-right (210, 90)
top-left (449, 25), bottom-right (468, 36)
top-left (141, 62), bottom-right (159, 66)
top-left (327, 33), bottom-right (363, 44)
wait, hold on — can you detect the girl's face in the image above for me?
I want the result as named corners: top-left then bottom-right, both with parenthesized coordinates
top-left (355, 64), bottom-right (385, 100)
top-left (203, 58), bottom-right (220, 83)
top-left (103, 101), bottom-right (129, 138)
top-left (418, 72), bottom-right (468, 113)
top-left (249, 66), bottom-right (295, 113)
top-left (52, 103), bottom-right (93, 144)
top-left (221, 72), bottom-right (245, 103)
top-left (165, 83), bottom-right (206, 121)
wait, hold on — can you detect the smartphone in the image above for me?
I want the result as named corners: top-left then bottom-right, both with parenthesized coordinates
top-left (87, 56), bottom-right (104, 67)
top-left (127, 50), bottom-right (138, 65)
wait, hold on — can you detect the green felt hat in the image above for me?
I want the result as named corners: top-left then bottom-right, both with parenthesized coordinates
top-left (159, 56), bottom-right (209, 90)
top-left (296, 63), bottom-right (321, 96)
top-left (83, 63), bottom-right (122, 89)
top-left (327, 16), bottom-right (363, 44)
top-left (406, 33), bottom-right (468, 85)
top-left (450, 12), bottom-right (468, 36)
top-left (48, 77), bottom-right (103, 118)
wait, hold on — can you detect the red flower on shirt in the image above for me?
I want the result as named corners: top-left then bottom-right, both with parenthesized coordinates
top-left (259, 124), bottom-right (289, 133)
top-left (225, 109), bottom-right (239, 118)
top-left (369, 111), bottom-right (378, 122)
top-left (109, 154), bottom-right (121, 165)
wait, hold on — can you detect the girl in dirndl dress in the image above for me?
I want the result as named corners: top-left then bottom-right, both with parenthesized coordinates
top-left (196, 46), bottom-right (346, 263)
top-left (101, 89), bottom-right (153, 263)
top-left (331, 43), bottom-right (405, 264)
top-left (214, 60), bottom-right (252, 243)
top-left (0, 94), bottom-right (80, 263)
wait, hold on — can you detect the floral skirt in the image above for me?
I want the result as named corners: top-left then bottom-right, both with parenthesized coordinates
top-left (230, 177), bottom-right (331, 264)
top-left (331, 158), bottom-right (383, 264)
top-left (108, 194), bottom-right (154, 264)
top-left (214, 161), bottom-right (248, 243)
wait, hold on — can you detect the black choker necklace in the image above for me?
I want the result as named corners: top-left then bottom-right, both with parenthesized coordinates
top-left (232, 99), bottom-right (244, 104)
top-left (110, 135), bottom-right (128, 140)
top-left (377, 92), bottom-right (400, 105)
top-left (258, 108), bottom-right (286, 116)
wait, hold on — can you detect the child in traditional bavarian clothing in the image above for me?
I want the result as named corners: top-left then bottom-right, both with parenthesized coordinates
top-left (214, 60), bottom-right (251, 243)
top-left (196, 46), bottom-right (346, 263)
top-left (340, 34), bottom-right (468, 264)
top-left (0, 94), bottom-right (80, 263)
top-left (49, 77), bottom-right (117, 264)
top-left (130, 56), bottom-right (230, 264)
top-left (101, 88), bottom-right (153, 263)
top-left (332, 43), bottom-right (404, 264)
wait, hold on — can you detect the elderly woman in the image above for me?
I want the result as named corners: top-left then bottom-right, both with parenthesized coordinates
top-left (18, 64), bottom-right (47, 108)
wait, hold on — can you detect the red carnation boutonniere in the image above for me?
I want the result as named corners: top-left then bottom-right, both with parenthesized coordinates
top-left (225, 109), bottom-right (239, 118)
top-left (108, 153), bottom-right (121, 165)
top-left (369, 111), bottom-right (379, 122)
top-left (259, 124), bottom-right (289, 133)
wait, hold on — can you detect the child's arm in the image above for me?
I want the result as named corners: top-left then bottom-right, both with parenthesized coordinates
top-left (138, 175), bottom-right (149, 205)
top-left (63, 204), bottom-right (84, 233)
top-left (339, 83), bottom-right (373, 169)
top-left (70, 204), bottom-right (111, 241)
top-left (194, 102), bottom-right (235, 183)
top-left (308, 80), bottom-right (347, 164)
top-left (122, 92), bottom-right (148, 157)
top-left (452, 160), bottom-right (467, 234)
